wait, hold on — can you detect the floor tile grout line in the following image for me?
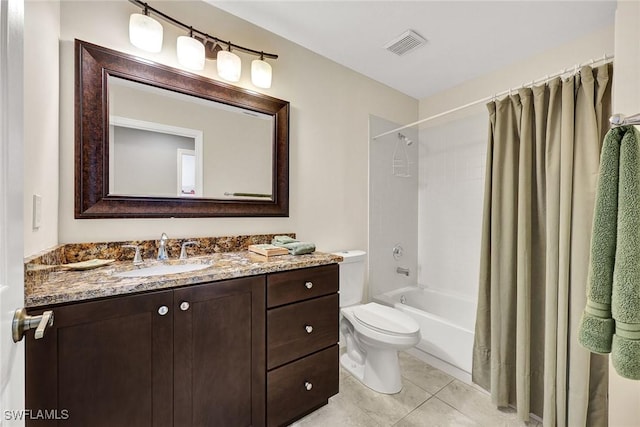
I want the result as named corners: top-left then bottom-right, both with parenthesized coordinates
top-left (390, 395), bottom-right (437, 427)
top-left (400, 371), bottom-right (455, 396)
top-left (432, 377), bottom-right (456, 396)
top-left (431, 395), bottom-right (481, 426)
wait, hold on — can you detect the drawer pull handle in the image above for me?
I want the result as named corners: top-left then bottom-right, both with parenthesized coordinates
top-left (305, 281), bottom-right (313, 289)
top-left (158, 306), bottom-right (169, 316)
top-left (180, 301), bottom-right (190, 311)
top-left (304, 381), bottom-right (313, 391)
top-left (305, 325), bottom-right (313, 334)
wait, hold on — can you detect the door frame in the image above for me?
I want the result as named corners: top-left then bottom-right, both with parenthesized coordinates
top-left (0, 0), bottom-right (25, 425)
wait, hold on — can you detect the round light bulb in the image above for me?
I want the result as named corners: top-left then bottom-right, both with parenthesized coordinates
top-left (251, 58), bottom-right (272, 89)
top-left (177, 36), bottom-right (205, 71)
top-left (217, 50), bottom-right (242, 82)
top-left (129, 13), bottom-right (163, 53)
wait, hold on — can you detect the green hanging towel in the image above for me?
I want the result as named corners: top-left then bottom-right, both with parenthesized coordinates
top-left (578, 125), bottom-right (640, 380)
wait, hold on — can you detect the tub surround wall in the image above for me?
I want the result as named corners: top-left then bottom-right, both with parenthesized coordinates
top-left (368, 115), bottom-right (418, 299)
top-left (418, 113), bottom-right (486, 300)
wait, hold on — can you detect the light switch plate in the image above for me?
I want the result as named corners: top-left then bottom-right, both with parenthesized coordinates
top-left (33, 194), bottom-right (42, 229)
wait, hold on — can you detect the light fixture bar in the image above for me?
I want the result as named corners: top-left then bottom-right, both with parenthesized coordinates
top-left (129, 0), bottom-right (278, 60)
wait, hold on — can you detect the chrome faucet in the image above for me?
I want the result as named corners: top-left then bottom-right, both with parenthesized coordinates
top-left (158, 233), bottom-right (169, 260)
top-left (396, 267), bottom-right (410, 276)
top-left (180, 241), bottom-right (198, 260)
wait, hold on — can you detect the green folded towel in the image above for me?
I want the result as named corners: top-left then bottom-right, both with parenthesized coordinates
top-left (578, 125), bottom-right (640, 380)
top-left (271, 235), bottom-right (316, 255)
top-left (272, 235), bottom-right (298, 244)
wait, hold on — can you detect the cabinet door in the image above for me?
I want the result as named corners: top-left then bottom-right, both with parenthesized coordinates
top-left (26, 290), bottom-right (174, 427)
top-left (173, 276), bottom-right (265, 427)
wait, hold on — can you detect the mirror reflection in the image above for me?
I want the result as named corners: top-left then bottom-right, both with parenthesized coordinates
top-left (108, 76), bottom-right (274, 200)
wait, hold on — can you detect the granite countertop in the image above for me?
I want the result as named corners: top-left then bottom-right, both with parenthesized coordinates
top-left (26, 251), bottom-right (342, 308)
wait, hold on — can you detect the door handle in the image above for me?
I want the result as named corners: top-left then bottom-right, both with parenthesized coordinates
top-left (12, 308), bottom-right (54, 343)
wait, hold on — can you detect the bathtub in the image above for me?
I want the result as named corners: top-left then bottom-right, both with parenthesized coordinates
top-left (374, 286), bottom-right (476, 378)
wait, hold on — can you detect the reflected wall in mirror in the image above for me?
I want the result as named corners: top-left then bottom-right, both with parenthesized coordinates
top-left (108, 76), bottom-right (273, 200)
top-left (75, 39), bottom-right (289, 218)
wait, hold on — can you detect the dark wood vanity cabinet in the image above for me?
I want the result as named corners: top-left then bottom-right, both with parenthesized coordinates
top-left (26, 276), bottom-right (265, 427)
top-left (25, 263), bottom-right (339, 427)
top-left (266, 264), bottom-right (340, 427)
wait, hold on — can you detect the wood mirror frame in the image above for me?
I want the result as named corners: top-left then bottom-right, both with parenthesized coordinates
top-left (75, 39), bottom-right (289, 218)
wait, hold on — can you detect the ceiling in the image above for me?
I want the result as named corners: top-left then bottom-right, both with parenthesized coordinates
top-left (209, 0), bottom-right (616, 100)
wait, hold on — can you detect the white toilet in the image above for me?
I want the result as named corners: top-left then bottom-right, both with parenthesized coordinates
top-left (335, 250), bottom-right (420, 394)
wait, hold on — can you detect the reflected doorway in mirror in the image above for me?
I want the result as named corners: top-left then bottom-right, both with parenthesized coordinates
top-left (108, 116), bottom-right (203, 198)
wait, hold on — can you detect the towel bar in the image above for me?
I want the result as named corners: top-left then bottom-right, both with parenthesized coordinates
top-left (610, 113), bottom-right (640, 127)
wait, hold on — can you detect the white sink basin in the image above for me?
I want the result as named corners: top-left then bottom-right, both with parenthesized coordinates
top-left (114, 263), bottom-right (211, 278)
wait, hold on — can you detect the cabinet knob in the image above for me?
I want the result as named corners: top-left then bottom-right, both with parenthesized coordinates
top-left (305, 325), bottom-right (313, 334)
top-left (305, 281), bottom-right (313, 289)
top-left (158, 306), bottom-right (169, 316)
top-left (304, 381), bottom-right (313, 391)
top-left (180, 301), bottom-right (190, 311)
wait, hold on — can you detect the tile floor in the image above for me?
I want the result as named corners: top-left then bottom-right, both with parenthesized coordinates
top-left (291, 352), bottom-right (542, 427)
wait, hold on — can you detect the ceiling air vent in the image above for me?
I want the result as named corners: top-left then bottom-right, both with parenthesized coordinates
top-left (384, 30), bottom-right (427, 56)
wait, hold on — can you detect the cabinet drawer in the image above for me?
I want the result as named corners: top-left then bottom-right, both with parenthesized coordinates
top-left (267, 264), bottom-right (339, 308)
top-left (267, 294), bottom-right (339, 369)
top-left (267, 345), bottom-right (339, 427)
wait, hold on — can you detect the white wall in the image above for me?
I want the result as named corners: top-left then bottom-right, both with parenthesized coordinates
top-left (369, 115), bottom-right (418, 298)
top-left (109, 80), bottom-right (273, 198)
top-left (24, 0), bottom-right (59, 256)
top-left (54, 0), bottom-right (417, 253)
top-left (112, 127), bottom-right (195, 197)
top-left (419, 25), bottom-right (614, 123)
top-left (609, 2), bottom-right (640, 426)
top-left (418, 112), bottom-right (486, 299)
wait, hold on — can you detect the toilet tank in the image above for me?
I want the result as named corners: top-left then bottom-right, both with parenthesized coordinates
top-left (333, 250), bottom-right (367, 307)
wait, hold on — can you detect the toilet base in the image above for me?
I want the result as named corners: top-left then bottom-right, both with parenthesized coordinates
top-left (340, 348), bottom-right (403, 394)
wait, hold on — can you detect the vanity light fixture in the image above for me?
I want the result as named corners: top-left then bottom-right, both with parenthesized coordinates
top-left (128, 3), bottom-right (163, 53)
top-left (251, 53), bottom-right (273, 89)
top-left (217, 45), bottom-right (242, 82)
top-left (198, 38), bottom-right (223, 60)
top-left (177, 28), bottom-right (205, 71)
top-left (128, 0), bottom-right (278, 88)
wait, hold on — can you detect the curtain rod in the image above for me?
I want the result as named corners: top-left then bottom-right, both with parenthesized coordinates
top-left (372, 54), bottom-right (614, 140)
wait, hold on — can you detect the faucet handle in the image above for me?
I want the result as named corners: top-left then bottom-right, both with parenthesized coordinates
top-left (123, 244), bottom-right (143, 265)
top-left (180, 241), bottom-right (198, 260)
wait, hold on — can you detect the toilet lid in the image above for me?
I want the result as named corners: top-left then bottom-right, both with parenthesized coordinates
top-left (353, 303), bottom-right (419, 335)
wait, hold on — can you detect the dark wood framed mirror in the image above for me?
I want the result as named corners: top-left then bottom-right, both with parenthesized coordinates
top-left (75, 39), bottom-right (289, 218)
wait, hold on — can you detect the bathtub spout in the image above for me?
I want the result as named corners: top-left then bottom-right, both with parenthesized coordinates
top-left (396, 267), bottom-right (410, 276)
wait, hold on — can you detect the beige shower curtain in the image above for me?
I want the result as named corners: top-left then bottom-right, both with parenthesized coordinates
top-left (472, 64), bottom-right (612, 427)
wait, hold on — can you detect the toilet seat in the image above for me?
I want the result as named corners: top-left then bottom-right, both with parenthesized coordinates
top-left (352, 303), bottom-right (419, 336)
